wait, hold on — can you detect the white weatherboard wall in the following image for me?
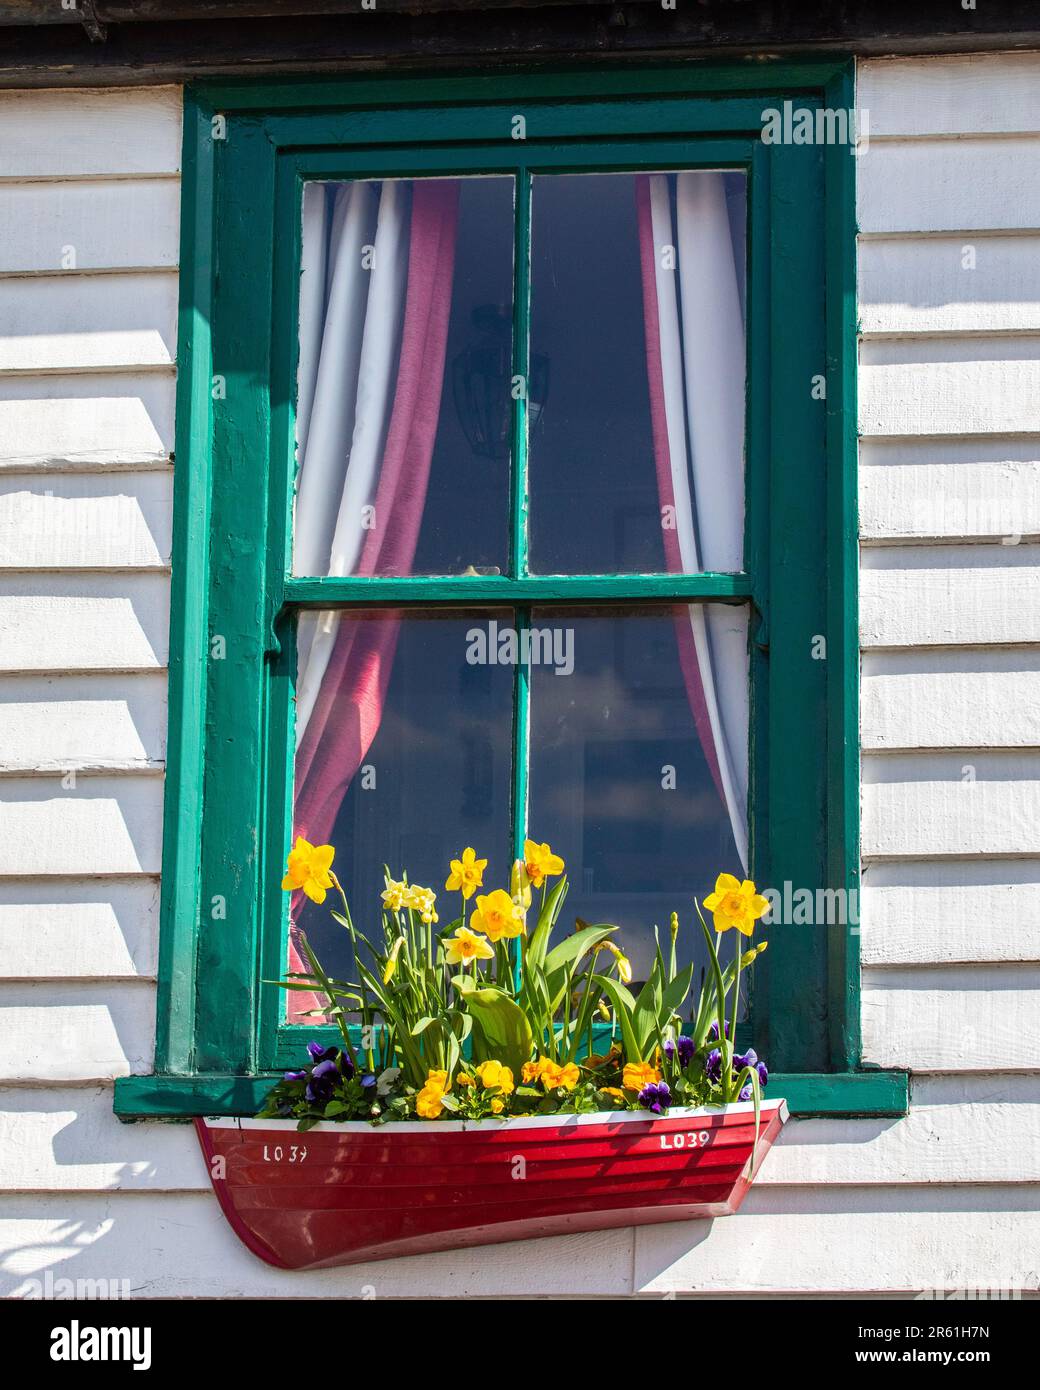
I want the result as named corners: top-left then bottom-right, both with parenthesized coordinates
top-left (1, 63), bottom-right (1039, 1299)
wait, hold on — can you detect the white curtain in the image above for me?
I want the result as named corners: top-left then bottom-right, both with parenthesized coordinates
top-left (293, 180), bottom-right (410, 737)
top-left (644, 172), bottom-right (750, 869)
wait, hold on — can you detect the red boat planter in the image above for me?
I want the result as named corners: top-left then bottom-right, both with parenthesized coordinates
top-left (196, 1097), bottom-right (788, 1269)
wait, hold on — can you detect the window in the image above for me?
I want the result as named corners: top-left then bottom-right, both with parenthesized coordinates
top-left (116, 65), bottom-right (907, 1119)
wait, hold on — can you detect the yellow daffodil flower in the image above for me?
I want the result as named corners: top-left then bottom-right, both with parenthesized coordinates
top-left (622, 1061), bottom-right (661, 1091)
top-left (702, 873), bottom-right (771, 937)
top-left (603, 940), bottom-right (632, 984)
top-left (405, 884), bottom-right (439, 925)
top-left (475, 1060), bottom-right (515, 1094)
top-left (509, 858), bottom-right (532, 911)
top-left (444, 925), bottom-right (494, 965)
top-left (445, 847), bottom-right (488, 901)
top-left (523, 838), bottom-right (565, 888)
top-left (540, 1060), bottom-right (580, 1091)
top-left (381, 878), bottom-right (410, 912)
top-left (281, 837), bottom-right (335, 904)
top-left (470, 888), bottom-right (526, 943)
top-left (382, 935), bottom-right (406, 984)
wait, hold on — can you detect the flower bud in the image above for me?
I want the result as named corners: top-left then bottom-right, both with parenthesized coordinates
top-left (510, 857), bottom-right (532, 910)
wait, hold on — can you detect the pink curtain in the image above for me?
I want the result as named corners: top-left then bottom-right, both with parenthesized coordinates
top-left (635, 176), bottom-right (725, 804)
top-left (288, 180), bottom-right (460, 1014)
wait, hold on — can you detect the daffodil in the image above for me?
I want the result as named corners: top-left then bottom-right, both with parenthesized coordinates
top-left (475, 1060), bottom-right (514, 1094)
top-left (523, 838), bottom-right (565, 888)
top-left (405, 883), bottom-right (438, 925)
top-left (381, 878), bottom-right (410, 912)
top-left (281, 837), bottom-right (335, 904)
top-left (470, 888), bottom-right (525, 942)
top-left (445, 847), bottom-right (487, 901)
top-left (622, 1061), bottom-right (661, 1092)
top-left (702, 873), bottom-right (771, 937)
top-left (382, 935), bottom-right (406, 984)
top-left (509, 858), bottom-right (532, 911)
top-left (444, 925), bottom-right (494, 966)
top-left (603, 940), bottom-right (632, 984)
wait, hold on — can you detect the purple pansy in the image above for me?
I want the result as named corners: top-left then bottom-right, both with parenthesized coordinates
top-left (705, 1048), bottom-right (723, 1084)
top-left (638, 1081), bottom-right (672, 1115)
top-left (708, 1021), bottom-right (731, 1042)
top-left (664, 1035), bottom-right (696, 1067)
top-left (305, 1057), bottom-right (341, 1104)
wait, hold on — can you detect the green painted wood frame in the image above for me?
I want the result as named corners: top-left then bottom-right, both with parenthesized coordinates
top-left (115, 60), bottom-right (908, 1121)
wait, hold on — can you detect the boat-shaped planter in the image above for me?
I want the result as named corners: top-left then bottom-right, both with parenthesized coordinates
top-left (196, 1097), bottom-right (787, 1269)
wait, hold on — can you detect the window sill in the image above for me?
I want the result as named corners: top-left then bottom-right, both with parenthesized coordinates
top-left (114, 1070), bottom-right (909, 1121)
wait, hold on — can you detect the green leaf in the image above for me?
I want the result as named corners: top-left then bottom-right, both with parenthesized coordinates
top-left (452, 975), bottom-right (535, 1075)
top-left (594, 974), bottom-right (643, 1063)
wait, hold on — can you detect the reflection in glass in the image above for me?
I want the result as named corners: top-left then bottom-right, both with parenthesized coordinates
top-left (529, 171), bottom-right (747, 576)
top-left (288, 608), bottom-right (514, 1011)
top-left (293, 176), bottom-right (515, 580)
top-left (527, 604), bottom-right (749, 984)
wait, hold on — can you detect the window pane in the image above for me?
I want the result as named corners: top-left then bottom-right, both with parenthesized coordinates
top-left (288, 608), bottom-right (514, 1011)
top-left (293, 176), bottom-right (515, 578)
top-left (527, 604), bottom-right (749, 984)
top-left (528, 171), bottom-right (747, 575)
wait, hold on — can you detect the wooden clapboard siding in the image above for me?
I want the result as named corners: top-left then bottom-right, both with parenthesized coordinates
top-left (0, 271), bottom-right (178, 373)
top-left (0, 672), bottom-right (168, 771)
top-left (0, 472), bottom-right (173, 569)
top-left (0, 91), bottom-right (177, 1278)
top-left (851, 51), bottom-right (1040, 1281)
top-left (0, 879), bottom-right (160, 979)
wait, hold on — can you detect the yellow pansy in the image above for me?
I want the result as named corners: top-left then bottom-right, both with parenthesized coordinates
top-left (381, 879), bottom-right (410, 912)
top-left (405, 883), bottom-right (439, 925)
top-left (444, 925), bottom-right (494, 966)
top-left (475, 1060), bottom-right (515, 1095)
top-left (456, 1072), bottom-right (475, 1087)
top-left (425, 1069), bottom-right (449, 1091)
top-left (416, 1085), bottom-right (445, 1119)
top-left (445, 847), bottom-right (488, 901)
top-left (521, 1058), bottom-right (546, 1084)
top-left (598, 1087), bottom-right (626, 1100)
top-left (281, 837), bottom-right (335, 904)
top-left (382, 935), bottom-right (406, 984)
top-left (702, 873), bottom-right (771, 937)
top-left (470, 889), bottom-right (525, 943)
top-left (523, 839), bottom-right (565, 888)
top-left (540, 1060), bottom-right (580, 1092)
top-left (622, 1061), bottom-right (661, 1091)
top-left (490, 1098), bottom-right (505, 1114)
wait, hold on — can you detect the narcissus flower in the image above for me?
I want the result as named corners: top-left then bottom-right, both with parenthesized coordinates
top-left (381, 879), bottom-right (410, 912)
top-left (445, 847), bottom-right (487, 901)
top-left (602, 940), bottom-right (632, 984)
top-left (540, 1060), bottom-right (580, 1091)
top-left (382, 935), bottom-right (406, 984)
top-left (444, 925), bottom-right (494, 965)
top-left (623, 1061), bottom-right (661, 1092)
top-left (475, 1060), bottom-right (515, 1094)
top-left (470, 889), bottom-right (525, 942)
top-left (702, 873), bottom-right (770, 937)
top-left (405, 884), bottom-right (438, 925)
top-left (281, 837), bottom-right (335, 904)
top-left (523, 839), bottom-right (565, 888)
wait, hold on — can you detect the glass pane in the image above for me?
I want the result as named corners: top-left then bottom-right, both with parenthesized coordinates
top-left (293, 176), bottom-right (515, 578)
top-left (288, 608), bottom-right (514, 1014)
top-left (527, 604), bottom-right (749, 985)
top-left (528, 171), bottom-right (747, 575)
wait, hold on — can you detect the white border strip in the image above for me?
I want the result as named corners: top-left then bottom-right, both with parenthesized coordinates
top-left (204, 1098), bottom-right (788, 1135)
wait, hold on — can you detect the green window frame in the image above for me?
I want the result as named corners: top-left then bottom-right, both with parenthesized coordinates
top-left (115, 62), bottom-right (908, 1121)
